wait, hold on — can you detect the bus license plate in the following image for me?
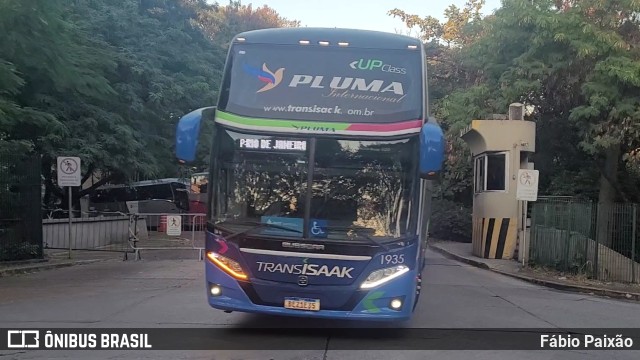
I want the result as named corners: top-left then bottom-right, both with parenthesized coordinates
top-left (284, 297), bottom-right (320, 311)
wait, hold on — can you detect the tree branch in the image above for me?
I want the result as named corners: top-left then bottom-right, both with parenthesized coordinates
top-left (46, 176), bottom-right (64, 199)
top-left (77, 173), bottom-right (116, 198)
top-left (81, 163), bottom-right (95, 184)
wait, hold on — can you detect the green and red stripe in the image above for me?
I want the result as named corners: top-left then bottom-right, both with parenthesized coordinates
top-left (215, 110), bottom-right (422, 135)
top-left (346, 121), bottom-right (422, 132)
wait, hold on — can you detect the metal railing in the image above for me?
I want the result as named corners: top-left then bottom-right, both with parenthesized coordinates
top-left (42, 210), bottom-right (133, 258)
top-left (128, 213), bottom-right (206, 260)
top-left (530, 198), bottom-right (639, 283)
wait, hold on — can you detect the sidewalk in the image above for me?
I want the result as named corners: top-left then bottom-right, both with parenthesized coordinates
top-left (430, 240), bottom-right (640, 302)
top-left (0, 250), bottom-right (125, 277)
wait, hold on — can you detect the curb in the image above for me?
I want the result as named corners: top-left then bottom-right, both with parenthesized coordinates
top-left (430, 244), bottom-right (640, 302)
top-left (0, 259), bottom-right (109, 278)
top-left (430, 245), bottom-right (492, 270)
top-left (0, 258), bottom-right (49, 266)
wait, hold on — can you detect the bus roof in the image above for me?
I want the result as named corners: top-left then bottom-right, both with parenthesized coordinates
top-left (96, 178), bottom-right (188, 190)
top-left (232, 27), bottom-right (423, 50)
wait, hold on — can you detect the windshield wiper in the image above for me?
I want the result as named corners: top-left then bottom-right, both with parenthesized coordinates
top-left (325, 226), bottom-right (390, 251)
top-left (215, 219), bottom-right (302, 240)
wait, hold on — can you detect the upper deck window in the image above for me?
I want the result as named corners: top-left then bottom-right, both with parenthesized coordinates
top-left (219, 44), bottom-right (423, 123)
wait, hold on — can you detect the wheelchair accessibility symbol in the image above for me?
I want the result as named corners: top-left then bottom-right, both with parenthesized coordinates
top-left (310, 220), bottom-right (327, 238)
top-left (311, 222), bottom-right (324, 236)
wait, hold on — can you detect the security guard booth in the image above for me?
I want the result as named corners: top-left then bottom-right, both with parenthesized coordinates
top-left (460, 104), bottom-right (536, 259)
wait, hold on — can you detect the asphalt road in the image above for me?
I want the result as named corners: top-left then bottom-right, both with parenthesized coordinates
top-left (1, 248), bottom-right (639, 359)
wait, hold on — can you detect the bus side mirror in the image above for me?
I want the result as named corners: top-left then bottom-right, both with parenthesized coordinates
top-left (176, 106), bottom-right (216, 163)
top-left (419, 119), bottom-right (445, 180)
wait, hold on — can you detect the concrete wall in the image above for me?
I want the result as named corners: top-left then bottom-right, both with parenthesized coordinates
top-left (472, 216), bottom-right (518, 259)
top-left (462, 120), bottom-right (536, 154)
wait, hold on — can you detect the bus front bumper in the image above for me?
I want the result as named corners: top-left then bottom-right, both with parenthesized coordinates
top-left (205, 263), bottom-right (417, 321)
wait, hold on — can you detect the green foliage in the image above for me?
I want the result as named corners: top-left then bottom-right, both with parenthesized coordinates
top-left (0, 0), bottom-right (70, 154)
top-left (66, 0), bottom-right (224, 180)
top-left (390, 0), bottom-right (640, 240)
top-left (0, 241), bottom-right (41, 261)
top-left (429, 199), bottom-right (472, 242)
top-left (489, 0), bottom-right (640, 202)
top-left (207, 1), bottom-right (300, 49)
top-left (389, 0), bottom-right (484, 45)
top-left (434, 86), bottom-right (496, 204)
top-left (0, 0), bottom-right (297, 211)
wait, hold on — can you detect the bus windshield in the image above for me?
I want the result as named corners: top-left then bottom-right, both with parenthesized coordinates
top-left (212, 128), bottom-right (418, 242)
top-left (219, 43), bottom-right (423, 123)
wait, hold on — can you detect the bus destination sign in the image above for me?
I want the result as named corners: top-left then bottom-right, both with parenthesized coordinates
top-left (238, 139), bottom-right (307, 151)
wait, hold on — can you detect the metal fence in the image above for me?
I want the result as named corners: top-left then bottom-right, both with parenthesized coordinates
top-left (42, 210), bottom-right (207, 261)
top-left (0, 154), bottom-right (43, 261)
top-left (42, 210), bottom-right (132, 258)
top-left (128, 213), bottom-right (206, 260)
top-left (530, 198), bottom-right (639, 283)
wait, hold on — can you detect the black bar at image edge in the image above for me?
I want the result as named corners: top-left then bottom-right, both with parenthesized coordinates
top-left (1, 328), bottom-right (640, 350)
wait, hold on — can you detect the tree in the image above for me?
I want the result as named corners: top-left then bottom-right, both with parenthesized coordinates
top-left (0, 0), bottom-right (120, 211)
top-left (199, 0), bottom-right (299, 49)
top-left (389, 0), bottom-right (491, 201)
top-left (472, 0), bottom-right (640, 245)
top-left (388, 0), bottom-right (640, 242)
top-left (484, 0), bottom-right (640, 204)
top-left (1, 0), bottom-right (300, 214)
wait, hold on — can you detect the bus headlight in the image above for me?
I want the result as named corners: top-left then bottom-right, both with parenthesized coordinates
top-left (206, 252), bottom-right (248, 280)
top-left (210, 284), bottom-right (222, 296)
top-left (360, 265), bottom-right (409, 289)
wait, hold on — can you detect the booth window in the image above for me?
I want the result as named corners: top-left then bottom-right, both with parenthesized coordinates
top-left (475, 156), bottom-right (485, 193)
top-left (474, 152), bottom-right (507, 192)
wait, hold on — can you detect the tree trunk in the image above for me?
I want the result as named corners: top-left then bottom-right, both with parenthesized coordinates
top-left (596, 144), bottom-right (621, 248)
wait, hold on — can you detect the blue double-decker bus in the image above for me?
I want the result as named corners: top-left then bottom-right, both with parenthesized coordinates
top-left (175, 27), bottom-right (444, 321)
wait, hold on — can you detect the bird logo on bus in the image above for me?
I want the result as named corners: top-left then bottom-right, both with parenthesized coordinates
top-left (243, 63), bottom-right (284, 93)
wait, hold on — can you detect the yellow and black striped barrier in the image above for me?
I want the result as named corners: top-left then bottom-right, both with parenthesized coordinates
top-left (472, 217), bottom-right (517, 259)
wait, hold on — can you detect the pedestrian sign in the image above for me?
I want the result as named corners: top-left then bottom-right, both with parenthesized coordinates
top-left (166, 215), bottom-right (182, 236)
top-left (57, 156), bottom-right (81, 187)
top-left (516, 169), bottom-right (539, 201)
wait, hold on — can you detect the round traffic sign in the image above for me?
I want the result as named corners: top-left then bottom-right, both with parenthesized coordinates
top-left (519, 171), bottom-right (536, 186)
top-left (60, 158), bottom-right (79, 175)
